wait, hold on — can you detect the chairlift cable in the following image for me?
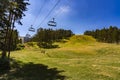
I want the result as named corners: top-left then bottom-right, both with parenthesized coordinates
top-left (65, 0), bottom-right (72, 7)
top-left (32, 0), bottom-right (46, 27)
top-left (37, 0), bottom-right (60, 28)
top-left (47, 0), bottom-right (69, 19)
top-left (28, 0), bottom-right (46, 32)
top-left (47, 0), bottom-right (72, 26)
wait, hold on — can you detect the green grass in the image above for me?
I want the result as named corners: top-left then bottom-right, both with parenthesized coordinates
top-left (0, 35), bottom-right (120, 80)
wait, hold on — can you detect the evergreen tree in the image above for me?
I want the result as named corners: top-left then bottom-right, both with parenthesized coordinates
top-left (84, 26), bottom-right (120, 44)
top-left (0, 0), bottom-right (29, 69)
top-left (31, 28), bottom-right (74, 48)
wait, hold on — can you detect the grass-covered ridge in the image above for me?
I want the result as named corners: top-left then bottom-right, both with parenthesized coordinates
top-left (0, 35), bottom-right (120, 80)
top-left (69, 35), bottom-right (96, 43)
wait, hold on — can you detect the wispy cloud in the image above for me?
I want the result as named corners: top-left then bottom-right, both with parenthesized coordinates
top-left (55, 5), bottom-right (70, 17)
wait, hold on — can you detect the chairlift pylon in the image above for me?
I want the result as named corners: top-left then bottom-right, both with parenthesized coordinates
top-left (48, 18), bottom-right (57, 27)
top-left (28, 25), bottom-right (35, 32)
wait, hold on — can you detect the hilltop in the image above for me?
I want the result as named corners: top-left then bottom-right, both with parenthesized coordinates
top-left (67, 35), bottom-right (96, 44)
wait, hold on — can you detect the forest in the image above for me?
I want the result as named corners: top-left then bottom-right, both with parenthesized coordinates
top-left (84, 26), bottom-right (120, 44)
top-left (31, 28), bottom-right (74, 48)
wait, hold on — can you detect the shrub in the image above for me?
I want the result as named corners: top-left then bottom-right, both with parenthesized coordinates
top-left (37, 42), bottom-right (58, 49)
top-left (16, 44), bottom-right (25, 50)
top-left (26, 42), bottom-right (37, 47)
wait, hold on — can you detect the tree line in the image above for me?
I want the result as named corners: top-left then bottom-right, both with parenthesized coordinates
top-left (84, 26), bottom-right (120, 43)
top-left (0, 0), bottom-right (29, 69)
top-left (31, 28), bottom-right (74, 48)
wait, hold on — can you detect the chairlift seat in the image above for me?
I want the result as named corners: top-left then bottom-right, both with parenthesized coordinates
top-left (48, 21), bottom-right (57, 27)
top-left (29, 27), bottom-right (35, 32)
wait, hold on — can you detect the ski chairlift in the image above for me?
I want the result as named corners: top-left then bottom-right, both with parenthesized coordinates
top-left (25, 33), bottom-right (31, 38)
top-left (28, 25), bottom-right (35, 32)
top-left (48, 18), bottom-right (57, 27)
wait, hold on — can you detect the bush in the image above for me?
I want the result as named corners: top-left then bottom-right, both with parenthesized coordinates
top-left (26, 42), bottom-right (36, 47)
top-left (16, 44), bottom-right (25, 50)
top-left (37, 42), bottom-right (58, 49)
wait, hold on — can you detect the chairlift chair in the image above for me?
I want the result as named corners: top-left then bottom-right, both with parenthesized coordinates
top-left (48, 18), bottom-right (57, 27)
top-left (25, 33), bottom-right (31, 38)
top-left (28, 25), bottom-right (35, 32)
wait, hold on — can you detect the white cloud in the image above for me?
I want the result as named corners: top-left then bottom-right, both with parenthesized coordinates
top-left (55, 5), bottom-right (70, 16)
top-left (60, 6), bottom-right (70, 13)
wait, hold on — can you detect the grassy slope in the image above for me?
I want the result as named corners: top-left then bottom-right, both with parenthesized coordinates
top-left (1, 35), bottom-right (120, 80)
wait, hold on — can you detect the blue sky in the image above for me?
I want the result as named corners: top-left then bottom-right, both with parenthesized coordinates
top-left (16, 0), bottom-right (120, 36)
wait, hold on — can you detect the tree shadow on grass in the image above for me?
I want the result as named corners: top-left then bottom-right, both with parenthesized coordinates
top-left (0, 60), bottom-right (66, 80)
